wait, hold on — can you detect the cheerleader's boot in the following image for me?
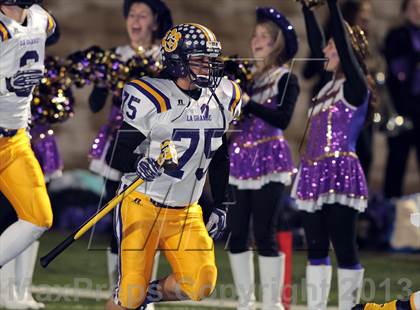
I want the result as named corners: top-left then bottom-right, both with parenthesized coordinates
top-left (229, 251), bottom-right (256, 310)
top-left (306, 264), bottom-right (332, 310)
top-left (338, 268), bottom-right (364, 310)
top-left (258, 253), bottom-right (285, 310)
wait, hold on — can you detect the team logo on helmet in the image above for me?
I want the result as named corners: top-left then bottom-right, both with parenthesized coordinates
top-left (161, 23), bottom-right (224, 88)
top-left (162, 28), bottom-right (182, 53)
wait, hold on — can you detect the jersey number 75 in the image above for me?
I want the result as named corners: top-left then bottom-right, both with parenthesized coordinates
top-left (166, 128), bottom-right (224, 180)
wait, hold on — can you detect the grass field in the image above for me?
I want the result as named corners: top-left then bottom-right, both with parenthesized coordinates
top-left (5, 231), bottom-right (418, 310)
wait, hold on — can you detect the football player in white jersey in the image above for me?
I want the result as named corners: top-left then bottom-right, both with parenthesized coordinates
top-left (0, 3), bottom-right (56, 307)
top-left (104, 23), bottom-right (242, 310)
top-left (0, 0), bottom-right (55, 274)
top-left (87, 0), bottom-right (173, 294)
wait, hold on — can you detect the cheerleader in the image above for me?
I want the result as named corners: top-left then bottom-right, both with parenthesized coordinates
top-left (228, 7), bottom-right (299, 310)
top-left (292, 0), bottom-right (373, 309)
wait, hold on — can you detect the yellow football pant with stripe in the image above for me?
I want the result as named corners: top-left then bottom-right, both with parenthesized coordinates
top-left (114, 191), bottom-right (217, 309)
top-left (0, 129), bottom-right (52, 228)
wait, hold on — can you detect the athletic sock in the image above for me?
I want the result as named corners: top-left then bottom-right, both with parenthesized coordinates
top-left (0, 220), bottom-right (47, 266)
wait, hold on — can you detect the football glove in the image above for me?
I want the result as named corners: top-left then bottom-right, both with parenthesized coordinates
top-left (7, 69), bottom-right (44, 89)
top-left (6, 69), bottom-right (44, 97)
top-left (136, 157), bottom-right (162, 182)
top-left (206, 207), bottom-right (227, 240)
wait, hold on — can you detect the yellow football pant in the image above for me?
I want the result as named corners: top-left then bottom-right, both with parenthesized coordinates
top-left (114, 191), bottom-right (217, 309)
top-left (0, 129), bottom-right (52, 228)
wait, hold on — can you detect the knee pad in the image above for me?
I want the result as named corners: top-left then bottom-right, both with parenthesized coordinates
top-left (12, 185), bottom-right (53, 229)
top-left (182, 265), bottom-right (217, 301)
top-left (33, 187), bottom-right (53, 228)
top-left (17, 186), bottom-right (53, 228)
top-left (36, 213), bottom-right (53, 229)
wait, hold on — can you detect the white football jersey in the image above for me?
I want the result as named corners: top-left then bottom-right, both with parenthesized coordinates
top-left (120, 76), bottom-right (242, 206)
top-left (0, 5), bottom-right (55, 129)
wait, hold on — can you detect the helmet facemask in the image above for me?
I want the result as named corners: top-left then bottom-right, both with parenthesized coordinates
top-left (186, 53), bottom-right (224, 89)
